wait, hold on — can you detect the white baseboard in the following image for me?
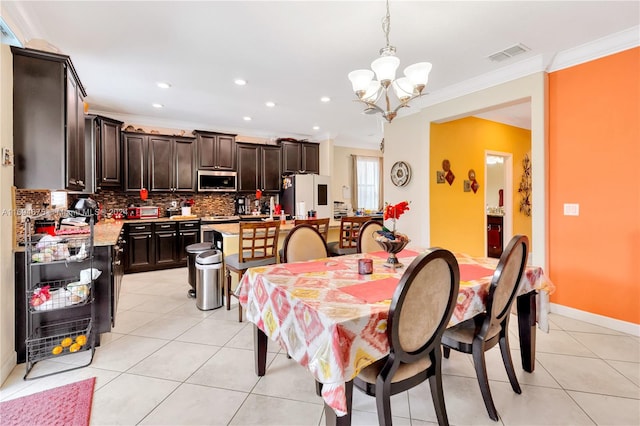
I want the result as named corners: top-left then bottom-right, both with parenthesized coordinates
top-left (550, 303), bottom-right (640, 336)
top-left (0, 352), bottom-right (17, 386)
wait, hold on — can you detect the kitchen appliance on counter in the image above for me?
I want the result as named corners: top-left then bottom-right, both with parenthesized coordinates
top-left (281, 174), bottom-right (331, 219)
top-left (127, 205), bottom-right (160, 219)
top-left (69, 195), bottom-right (100, 222)
top-left (235, 195), bottom-right (249, 215)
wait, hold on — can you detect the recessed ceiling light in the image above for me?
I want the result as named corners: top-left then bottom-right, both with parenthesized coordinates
top-left (265, 101), bottom-right (276, 108)
top-left (243, 116), bottom-right (252, 121)
top-left (152, 103), bottom-right (164, 108)
top-left (320, 96), bottom-right (331, 103)
top-left (312, 126), bottom-right (320, 131)
top-left (234, 78), bottom-right (247, 86)
top-left (156, 82), bottom-right (171, 89)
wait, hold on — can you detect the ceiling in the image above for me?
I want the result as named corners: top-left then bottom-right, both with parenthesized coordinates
top-left (2, 1), bottom-right (638, 149)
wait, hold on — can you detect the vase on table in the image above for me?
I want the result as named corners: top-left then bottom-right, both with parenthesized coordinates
top-left (375, 233), bottom-right (410, 269)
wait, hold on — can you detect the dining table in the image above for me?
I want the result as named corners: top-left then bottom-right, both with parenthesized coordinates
top-left (236, 248), bottom-right (555, 425)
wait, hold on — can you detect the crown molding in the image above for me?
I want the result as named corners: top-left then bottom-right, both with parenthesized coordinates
top-left (548, 25), bottom-right (640, 72)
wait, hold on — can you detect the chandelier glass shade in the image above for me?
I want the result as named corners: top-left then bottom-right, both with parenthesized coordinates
top-left (348, 0), bottom-right (432, 123)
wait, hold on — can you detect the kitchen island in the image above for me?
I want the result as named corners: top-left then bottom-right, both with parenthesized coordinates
top-left (203, 220), bottom-right (342, 291)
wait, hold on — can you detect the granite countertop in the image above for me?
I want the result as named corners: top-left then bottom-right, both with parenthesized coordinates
top-left (122, 216), bottom-right (200, 223)
top-left (94, 221), bottom-right (124, 246)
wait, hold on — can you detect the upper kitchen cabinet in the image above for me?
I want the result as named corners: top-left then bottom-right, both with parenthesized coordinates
top-left (193, 130), bottom-right (236, 171)
top-left (280, 139), bottom-right (320, 175)
top-left (12, 47), bottom-right (87, 191)
top-left (124, 132), bottom-right (196, 192)
top-left (236, 143), bottom-right (282, 193)
top-left (85, 114), bottom-right (124, 191)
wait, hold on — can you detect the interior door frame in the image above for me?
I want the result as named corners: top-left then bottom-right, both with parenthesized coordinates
top-left (484, 150), bottom-right (513, 257)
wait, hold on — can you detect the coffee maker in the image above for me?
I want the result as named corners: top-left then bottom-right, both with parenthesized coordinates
top-left (235, 196), bottom-right (248, 215)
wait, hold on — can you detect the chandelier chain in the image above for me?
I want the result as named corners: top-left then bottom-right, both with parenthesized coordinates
top-left (382, 0), bottom-right (391, 48)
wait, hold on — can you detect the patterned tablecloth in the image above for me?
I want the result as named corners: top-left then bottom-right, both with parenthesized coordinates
top-left (237, 249), bottom-right (555, 416)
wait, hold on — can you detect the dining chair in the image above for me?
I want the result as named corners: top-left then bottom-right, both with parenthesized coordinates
top-left (441, 235), bottom-right (529, 421)
top-left (225, 221), bottom-right (281, 322)
top-left (357, 220), bottom-right (384, 253)
top-left (294, 217), bottom-right (330, 241)
top-left (327, 216), bottom-right (371, 256)
top-left (278, 217), bottom-right (331, 262)
top-left (281, 224), bottom-right (328, 263)
top-left (353, 248), bottom-right (460, 426)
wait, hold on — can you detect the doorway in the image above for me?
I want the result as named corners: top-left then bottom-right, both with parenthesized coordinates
top-left (485, 151), bottom-right (513, 257)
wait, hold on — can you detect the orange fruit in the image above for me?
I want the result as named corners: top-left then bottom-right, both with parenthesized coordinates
top-left (69, 343), bottom-right (81, 353)
top-left (51, 345), bottom-right (63, 355)
top-left (60, 337), bottom-right (73, 348)
top-left (75, 335), bottom-right (87, 346)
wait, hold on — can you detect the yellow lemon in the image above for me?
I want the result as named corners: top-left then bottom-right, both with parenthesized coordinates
top-left (60, 337), bottom-right (73, 348)
top-left (75, 335), bottom-right (87, 346)
top-left (69, 343), bottom-right (81, 353)
top-left (51, 345), bottom-right (63, 355)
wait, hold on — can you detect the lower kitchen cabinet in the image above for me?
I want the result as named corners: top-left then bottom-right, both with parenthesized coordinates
top-left (124, 220), bottom-right (200, 273)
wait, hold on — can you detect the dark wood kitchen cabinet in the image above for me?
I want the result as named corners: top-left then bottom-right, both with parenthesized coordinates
top-left (154, 222), bottom-right (178, 266)
top-left (85, 114), bottom-right (124, 191)
top-left (236, 143), bottom-right (282, 193)
top-left (149, 136), bottom-right (196, 192)
top-left (12, 47), bottom-right (87, 191)
top-left (124, 221), bottom-right (200, 273)
top-left (281, 140), bottom-right (320, 175)
top-left (194, 130), bottom-right (236, 171)
top-left (487, 215), bottom-right (504, 258)
top-left (124, 132), bottom-right (196, 192)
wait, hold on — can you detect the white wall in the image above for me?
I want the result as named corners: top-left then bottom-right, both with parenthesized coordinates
top-left (0, 44), bottom-right (16, 383)
top-left (384, 73), bottom-right (548, 269)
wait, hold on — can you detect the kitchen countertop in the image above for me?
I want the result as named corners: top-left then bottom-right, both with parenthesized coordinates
top-left (94, 220), bottom-right (124, 246)
top-left (204, 220), bottom-right (341, 237)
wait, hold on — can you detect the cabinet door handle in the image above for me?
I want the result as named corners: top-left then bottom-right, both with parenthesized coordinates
top-left (148, 235), bottom-right (151, 238)
top-left (160, 224), bottom-right (171, 228)
top-left (135, 226), bottom-right (146, 230)
top-left (115, 260), bottom-right (121, 265)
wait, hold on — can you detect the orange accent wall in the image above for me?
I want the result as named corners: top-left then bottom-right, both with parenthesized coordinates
top-left (430, 117), bottom-right (532, 256)
top-left (548, 47), bottom-right (640, 324)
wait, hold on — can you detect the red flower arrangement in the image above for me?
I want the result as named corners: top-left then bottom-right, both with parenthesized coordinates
top-left (181, 198), bottom-right (195, 207)
top-left (376, 201), bottom-right (411, 241)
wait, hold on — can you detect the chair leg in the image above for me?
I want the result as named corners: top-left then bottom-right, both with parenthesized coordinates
top-left (499, 332), bottom-right (521, 394)
top-left (472, 341), bottom-right (499, 421)
top-left (428, 360), bottom-right (450, 426)
top-left (442, 346), bottom-right (451, 359)
top-left (238, 302), bottom-right (243, 322)
top-left (375, 380), bottom-right (393, 426)
top-left (225, 268), bottom-right (232, 311)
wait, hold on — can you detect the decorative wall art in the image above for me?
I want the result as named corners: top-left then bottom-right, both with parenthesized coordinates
top-left (436, 170), bottom-right (445, 184)
top-left (468, 169), bottom-right (479, 193)
top-left (463, 180), bottom-right (471, 192)
top-left (518, 154), bottom-right (532, 216)
top-left (442, 159), bottom-right (455, 185)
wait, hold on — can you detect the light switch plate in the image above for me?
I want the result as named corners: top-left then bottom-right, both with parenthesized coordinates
top-left (563, 203), bottom-right (579, 216)
top-left (2, 147), bottom-right (14, 166)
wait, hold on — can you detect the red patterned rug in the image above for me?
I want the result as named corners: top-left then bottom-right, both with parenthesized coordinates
top-left (0, 377), bottom-right (95, 426)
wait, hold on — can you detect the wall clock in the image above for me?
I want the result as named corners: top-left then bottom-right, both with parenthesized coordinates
top-left (390, 161), bottom-right (411, 187)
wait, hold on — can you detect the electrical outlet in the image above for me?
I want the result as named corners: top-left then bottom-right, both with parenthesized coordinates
top-left (563, 203), bottom-right (579, 216)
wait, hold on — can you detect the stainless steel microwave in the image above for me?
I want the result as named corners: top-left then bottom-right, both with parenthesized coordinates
top-left (197, 170), bottom-right (237, 192)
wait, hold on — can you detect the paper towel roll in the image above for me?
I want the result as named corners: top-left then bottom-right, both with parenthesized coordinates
top-left (297, 201), bottom-right (306, 219)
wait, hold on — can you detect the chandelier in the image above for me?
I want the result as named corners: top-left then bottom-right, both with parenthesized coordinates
top-left (348, 0), bottom-right (432, 123)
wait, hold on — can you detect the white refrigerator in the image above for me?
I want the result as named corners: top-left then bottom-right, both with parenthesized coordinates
top-left (281, 174), bottom-right (332, 219)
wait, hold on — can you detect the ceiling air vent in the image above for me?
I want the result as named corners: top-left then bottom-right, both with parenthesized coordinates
top-left (488, 43), bottom-right (530, 62)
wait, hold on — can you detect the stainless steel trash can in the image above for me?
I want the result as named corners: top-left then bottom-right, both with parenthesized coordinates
top-left (186, 242), bottom-right (213, 298)
top-left (195, 249), bottom-right (224, 310)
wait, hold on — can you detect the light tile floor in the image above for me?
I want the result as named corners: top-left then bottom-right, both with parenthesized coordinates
top-left (2, 268), bottom-right (639, 425)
